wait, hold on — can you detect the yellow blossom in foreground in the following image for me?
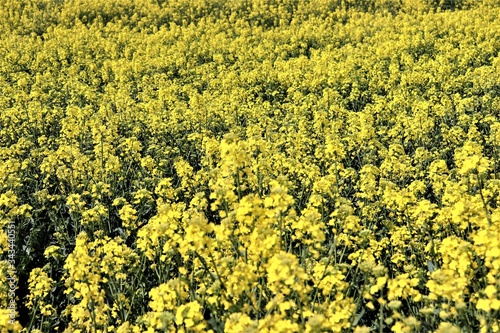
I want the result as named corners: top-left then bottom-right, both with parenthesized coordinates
top-left (434, 322), bottom-right (461, 333)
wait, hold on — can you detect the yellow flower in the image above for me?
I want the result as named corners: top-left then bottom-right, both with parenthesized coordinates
top-left (434, 322), bottom-right (461, 333)
top-left (149, 283), bottom-right (177, 312)
top-left (175, 301), bottom-right (206, 332)
top-left (43, 245), bottom-right (60, 259)
top-left (118, 204), bottom-right (138, 230)
top-left (266, 251), bottom-right (309, 297)
top-left (225, 313), bottom-right (258, 333)
top-left (26, 268), bottom-right (54, 315)
top-left (353, 326), bottom-right (371, 333)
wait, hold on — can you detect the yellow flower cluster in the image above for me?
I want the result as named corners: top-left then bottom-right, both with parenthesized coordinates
top-left (0, 0), bottom-right (499, 332)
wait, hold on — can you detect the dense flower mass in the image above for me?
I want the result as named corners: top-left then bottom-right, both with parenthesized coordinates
top-left (1, 0), bottom-right (500, 332)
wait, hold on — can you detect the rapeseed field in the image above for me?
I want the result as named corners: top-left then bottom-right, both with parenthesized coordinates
top-left (1, 0), bottom-right (499, 332)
